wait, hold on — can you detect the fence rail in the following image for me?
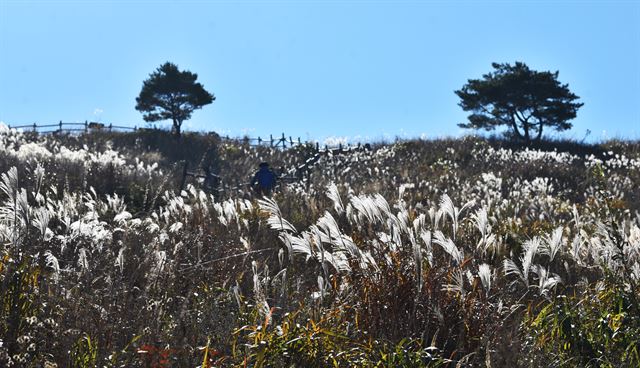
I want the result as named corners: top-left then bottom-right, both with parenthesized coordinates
top-left (6, 121), bottom-right (369, 152)
top-left (219, 132), bottom-right (308, 149)
top-left (8, 121), bottom-right (138, 134)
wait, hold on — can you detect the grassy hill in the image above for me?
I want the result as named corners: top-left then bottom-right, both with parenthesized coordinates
top-left (1, 124), bottom-right (640, 367)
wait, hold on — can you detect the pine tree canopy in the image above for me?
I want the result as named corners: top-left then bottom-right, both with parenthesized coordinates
top-left (455, 62), bottom-right (583, 142)
top-left (135, 62), bottom-right (215, 137)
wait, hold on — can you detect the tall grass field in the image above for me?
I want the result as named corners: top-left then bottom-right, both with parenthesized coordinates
top-left (1, 124), bottom-right (639, 367)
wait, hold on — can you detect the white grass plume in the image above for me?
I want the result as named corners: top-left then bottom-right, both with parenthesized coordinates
top-left (0, 168), bottom-right (31, 240)
top-left (0, 167), bottom-right (19, 201)
top-left (115, 247), bottom-right (125, 274)
top-left (420, 229), bottom-right (433, 267)
top-left (433, 230), bottom-right (463, 265)
top-left (532, 265), bottom-right (562, 297)
top-left (471, 207), bottom-right (495, 253)
top-left (522, 238), bottom-right (541, 284)
top-left (504, 237), bottom-right (542, 287)
top-left (437, 194), bottom-right (474, 240)
top-left (77, 247), bottom-right (89, 271)
top-left (258, 197), bottom-right (297, 233)
top-left (316, 211), bottom-right (373, 270)
top-left (32, 207), bottom-right (52, 241)
top-left (413, 213), bottom-right (426, 236)
top-left (44, 250), bottom-right (60, 282)
top-left (412, 233), bottom-right (423, 291)
top-left (326, 183), bottom-right (344, 215)
top-left (478, 263), bottom-right (492, 295)
top-left (280, 232), bottom-right (310, 258)
top-left (442, 269), bottom-right (465, 297)
top-left (544, 226), bottom-right (564, 262)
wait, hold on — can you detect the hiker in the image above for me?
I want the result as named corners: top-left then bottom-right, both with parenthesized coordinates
top-left (251, 162), bottom-right (278, 196)
top-left (202, 167), bottom-right (221, 193)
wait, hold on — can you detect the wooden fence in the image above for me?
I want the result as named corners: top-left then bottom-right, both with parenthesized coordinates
top-left (6, 121), bottom-right (370, 152)
top-left (219, 132), bottom-right (307, 149)
top-left (7, 121), bottom-right (137, 134)
top-left (219, 134), bottom-right (371, 152)
top-left (7, 122), bottom-right (304, 148)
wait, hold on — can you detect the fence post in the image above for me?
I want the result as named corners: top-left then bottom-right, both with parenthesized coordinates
top-left (258, 136), bottom-right (262, 145)
top-left (316, 142), bottom-right (319, 151)
top-left (109, 123), bottom-right (113, 132)
top-left (84, 120), bottom-right (88, 133)
top-left (270, 134), bottom-right (274, 147)
top-left (59, 121), bottom-right (63, 132)
top-left (289, 136), bottom-right (293, 146)
top-left (298, 137), bottom-right (301, 145)
top-left (281, 133), bottom-right (286, 148)
top-left (33, 123), bottom-right (37, 132)
top-left (180, 161), bottom-right (189, 191)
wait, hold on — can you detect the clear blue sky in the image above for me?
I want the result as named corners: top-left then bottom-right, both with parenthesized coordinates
top-left (1, 0), bottom-right (639, 142)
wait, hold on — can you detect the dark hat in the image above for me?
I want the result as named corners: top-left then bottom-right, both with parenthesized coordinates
top-left (259, 162), bottom-right (270, 168)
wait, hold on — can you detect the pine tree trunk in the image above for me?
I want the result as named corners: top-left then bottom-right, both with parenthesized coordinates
top-left (172, 118), bottom-right (182, 139)
top-left (510, 116), bottom-right (524, 141)
top-left (535, 123), bottom-right (543, 141)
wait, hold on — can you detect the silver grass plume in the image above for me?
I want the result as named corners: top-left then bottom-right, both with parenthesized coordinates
top-left (544, 226), bottom-right (564, 262)
top-left (373, 194), bottom-right (392, 218)
top-left (442, 269), bottom-right (465, 297)
top-left (32, 207), bottom-right (52, 241)
top-left (33, 163), bottom-right (46, 202)
top-left (504, 237), bottom-right (541, 287)
top-left (251, 261), bottom-right (271, 320)
top-left (413, 213), bottom-right (426, 236)
top-left (314, 275), bottom-right (327, 303)
top-left (279, 232), bottom-right (311, 259)
top-left (349, 195), bottom-right (375, 224)
top-left (471, 207), bottom-right (494, 253)
top-left (569, 230), bottom-right (587, 265)
top-left (522, 238), bottom-right (541, 283)
top-left (412, 232), bottom-right (423, 291)
top-left (478, 263), bottom-right (492, 295)
top-left (231, 282), bottom-right (242, 309)
top-left (349, 193), bottom-right (390, 225)
top-left (312, 225), bottom-right (351, 273)
top-left (252, 261), bottom-right (262, 297)
top-left (258, 197), bottom-right (297, 233)
top-left (632, 263), bottom-right (640, 283)
top-left (326, 183), bottom-right (344, 215)
top-left (150, 250), bottom-right (167, 278)
top-left (532, 265), bottom-right (562, 297)
top-left (317, 211), bottom-right (372, 270)
top-left (272, 268), bottom-right (288, 297)
top-left (77, 247), bottom-right (89, 271)
top-left (396, 209), bottom-right (411, 236)
top-left (115, 246), bottom-right (125, 274)
top-left (223, 200), bottom-right (238, 225)
top-left (0, 167), bottom-right (19, 202)
top-left (420, 230), bottom-right (433, 267)
top-left (437, 194), bottom-right (474, 241)
top-left (427, 206), bottom-right (441, 230)
top-left (0, 167), bottom-right (30, 241)
top-left (44, 250), bottom-right (60, 283)
top-left (433, 230), bottom-right (464, 265)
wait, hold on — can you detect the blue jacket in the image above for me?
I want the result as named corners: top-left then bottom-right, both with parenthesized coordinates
top-left (253, 168), bottom-right (277, 189)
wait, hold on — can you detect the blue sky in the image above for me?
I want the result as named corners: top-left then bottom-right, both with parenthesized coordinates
top-left (0, 0), bottom-right (638, 143)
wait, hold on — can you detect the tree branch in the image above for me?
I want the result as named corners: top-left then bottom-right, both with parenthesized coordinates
top-left (509, 115), bottom-right (523, 139)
